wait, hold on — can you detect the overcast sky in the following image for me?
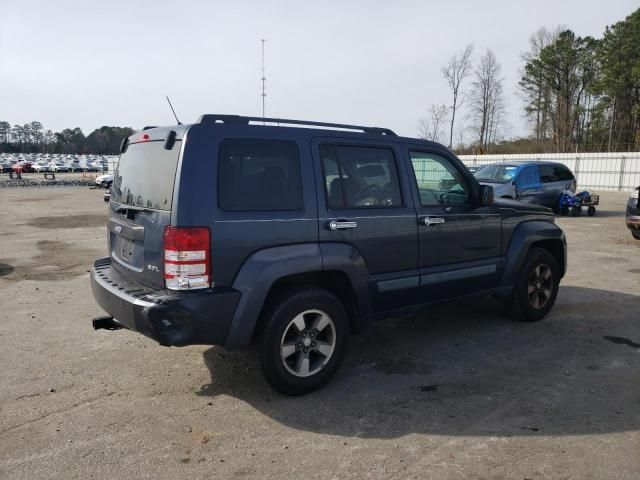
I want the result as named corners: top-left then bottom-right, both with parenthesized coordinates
top-left (1, 0), bottom-right (637, 141)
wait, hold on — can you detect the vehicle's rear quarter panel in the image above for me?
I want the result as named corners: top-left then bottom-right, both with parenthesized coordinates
top-left (173, 124), bottom-right (319, 287)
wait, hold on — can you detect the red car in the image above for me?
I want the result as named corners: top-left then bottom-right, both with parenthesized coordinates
top-left (12, 161), bottom-right (34, 173)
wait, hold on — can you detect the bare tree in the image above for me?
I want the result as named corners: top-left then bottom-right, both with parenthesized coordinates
top-left (469, 49), bottom-right (506, 152)
top-left (442, 44), bottom-right (473, 148)
top-left (417, 104), bottom-right (449, 143)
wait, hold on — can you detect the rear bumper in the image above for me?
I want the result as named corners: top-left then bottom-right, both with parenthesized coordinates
top-left (90, 257), bottom-right (240, 346)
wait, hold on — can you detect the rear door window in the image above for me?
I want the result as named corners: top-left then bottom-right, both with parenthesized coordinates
top-left (320, 144), bottom-right (402, 209)
top-left (218, 139), bottom-right (303, 211)
top-left (539, 164), bottom-right (560, 183)
top-left (553, 164), bottom-right (574, 181)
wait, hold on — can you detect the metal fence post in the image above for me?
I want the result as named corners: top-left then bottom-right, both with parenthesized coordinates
top-left (618, 155), bottom-right (626, 191)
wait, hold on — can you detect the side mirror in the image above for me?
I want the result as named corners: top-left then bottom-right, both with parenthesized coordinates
top-left (479, 184), bottom-right (494, 205)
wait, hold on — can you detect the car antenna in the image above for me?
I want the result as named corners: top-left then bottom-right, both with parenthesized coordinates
top-left (165, 95), bottom-right (183, 125)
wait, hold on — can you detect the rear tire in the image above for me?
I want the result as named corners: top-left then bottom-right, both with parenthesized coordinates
top-left (587, 206), bottom-right (596, 216)
top-left (258, 287), bottom-right (349, 396)
top-left (571, 206), bottom-right (582, 217)
top-left (510, 247), bottom-right (560, 322)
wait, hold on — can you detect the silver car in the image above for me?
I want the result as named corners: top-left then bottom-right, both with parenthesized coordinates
top-left (474, 161), bottom-right (576, 209)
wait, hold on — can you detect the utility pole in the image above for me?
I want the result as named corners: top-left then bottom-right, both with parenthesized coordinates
top-left (261, 39), bottom-right (267, 119)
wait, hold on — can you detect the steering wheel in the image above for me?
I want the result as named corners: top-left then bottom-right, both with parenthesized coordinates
top-left (354, 184), bottom-right (381, 205)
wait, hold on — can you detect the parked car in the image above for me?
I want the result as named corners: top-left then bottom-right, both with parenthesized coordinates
top-left (466, 165), bottom-right (481, 174)
top-left (626, 187), bottom-right (640, 240)
top-left (95, 173), bottom-right (113, 188)
top-left (474, 161), bottom-right (576, 210)
top-left (18, 161), bottom-right (34, 172)
top-left (90, 115), bottom-right (567, 395)
top-left (69, 161), bottom-right (85, 172)
top-left (32, 161), bottom-right (50, 172)
top-left (1, 162), bottom-right (11, 173)
top-left (48, 161), bottom-right (69, 172)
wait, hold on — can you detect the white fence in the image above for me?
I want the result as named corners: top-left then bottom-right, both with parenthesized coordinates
top-left (458, 152), bottom-right (640, 192)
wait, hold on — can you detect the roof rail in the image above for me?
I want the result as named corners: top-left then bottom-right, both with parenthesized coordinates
top-left (197, 114), bottom-right (396, 136)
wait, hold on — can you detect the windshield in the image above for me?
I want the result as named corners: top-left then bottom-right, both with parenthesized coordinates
top-left (474, 164), bottom-right (518, 184)
top-left (111, 140), bottom-right (182, 211)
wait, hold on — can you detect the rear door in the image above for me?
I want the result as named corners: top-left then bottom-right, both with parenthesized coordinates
top-left (109, 130), bottom-right (183, 289)
top-left (312, 138), bottom-right (419, 313)
top-left (538, 163), bottom-right (574, 208)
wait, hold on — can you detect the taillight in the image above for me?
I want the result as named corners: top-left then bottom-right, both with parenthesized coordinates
top-left (163, 226), bottom-right (211, 290)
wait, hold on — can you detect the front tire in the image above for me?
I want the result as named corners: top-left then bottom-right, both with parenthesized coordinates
top-left (631, 229), bottom-right (640, 240)
top-left (258, 287), bottom-right (349, 395)
top-left (510, 247), bottom-right (560, 322)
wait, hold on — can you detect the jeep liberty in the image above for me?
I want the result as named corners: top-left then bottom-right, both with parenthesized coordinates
top-left (91, 115), bottom-right (566, 395)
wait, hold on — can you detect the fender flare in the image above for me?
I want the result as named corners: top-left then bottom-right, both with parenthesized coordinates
top-left (223, 242), bottom-right (374, 349)
top-left (499, 220), bottom-right (566, 289)
top-left (224, 244), bottom-right (322, 348)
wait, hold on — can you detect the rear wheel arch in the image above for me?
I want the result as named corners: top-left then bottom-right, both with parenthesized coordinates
top-left (254, 270), bottom-right (359, 343)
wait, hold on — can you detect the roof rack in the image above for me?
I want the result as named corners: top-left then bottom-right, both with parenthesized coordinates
top-left (197, 114), bottom-right (396, 136)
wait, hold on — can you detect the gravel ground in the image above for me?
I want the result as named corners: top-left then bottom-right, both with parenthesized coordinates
top-left (0, 187), bottom-right (639, 480)
top-left (0, 172), bottom-right (101, 188)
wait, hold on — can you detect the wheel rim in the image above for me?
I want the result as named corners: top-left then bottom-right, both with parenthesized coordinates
top-left (280, 309), bottom-right (336, 378)
top-left (527, 263), bottom-right (553, 309)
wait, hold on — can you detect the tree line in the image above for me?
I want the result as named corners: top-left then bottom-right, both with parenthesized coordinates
top-left (0, 122), bottom-right (134, 155)
top-left (420, 8), bottom-right (639, 154)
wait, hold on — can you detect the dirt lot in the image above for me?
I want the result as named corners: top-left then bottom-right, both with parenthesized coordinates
top-left (1, 188), bottom-right (639, 479)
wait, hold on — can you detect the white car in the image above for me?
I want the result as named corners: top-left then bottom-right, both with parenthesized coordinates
top-left (33, 161), bottom-right (50, 172)
top-left (48, 161), bottom-right (69, 172)
top-left (95, 173), bottom-right (113, 187)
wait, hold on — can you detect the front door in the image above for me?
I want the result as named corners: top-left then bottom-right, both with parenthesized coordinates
top-left (515, 165), bottom-right (543, 204)
top-left (405, 147), bottom-right (502, 303)
top-left (312, 138), bottom-right (419, 313)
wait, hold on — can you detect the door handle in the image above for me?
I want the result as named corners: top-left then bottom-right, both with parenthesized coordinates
top-left (420, 217), bottom-right (445, 226)
top-left (327, 220), bottom-right (358, 230)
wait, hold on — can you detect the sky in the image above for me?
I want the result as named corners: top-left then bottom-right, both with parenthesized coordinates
top-left (1, 0), bottom-right (638, 142)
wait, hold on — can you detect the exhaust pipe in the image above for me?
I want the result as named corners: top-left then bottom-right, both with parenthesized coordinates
top-left (92, 316), bottom-right (122, 331)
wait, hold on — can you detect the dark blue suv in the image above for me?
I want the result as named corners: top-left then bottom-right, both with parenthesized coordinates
top-left (91, 115), bottom-right (567, 395)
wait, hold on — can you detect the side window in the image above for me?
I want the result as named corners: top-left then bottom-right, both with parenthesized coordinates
top-left (538, 164), bottom-right (559, 183)
top-left (516, 166), bottom-right (539, 187)
top-left (218, 139), bottom-right (302, 211)
top-left (554, 165), bottom-right (574, 181)
top-left (409, 151), bottom-right (469, 206)
top-left (320, 144), bottom-right (402, 209)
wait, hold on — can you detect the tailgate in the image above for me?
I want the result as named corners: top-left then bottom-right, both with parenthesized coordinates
top-left (108, 130), bottom-right (183, 289)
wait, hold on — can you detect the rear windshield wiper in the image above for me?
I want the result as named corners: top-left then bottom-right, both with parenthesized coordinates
top-left (114, 203), bottom-right (154, 214)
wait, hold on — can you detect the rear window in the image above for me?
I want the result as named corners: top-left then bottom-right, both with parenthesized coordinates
top-left (111, 140), bottom-right (182, 210)
top-left (218, 139), bottom-right (303, 211)
top-left (539, 164), bottom-right (574, 183)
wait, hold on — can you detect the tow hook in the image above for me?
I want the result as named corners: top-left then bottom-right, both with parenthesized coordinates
top-left (92, 316), bottom-right (122, 331)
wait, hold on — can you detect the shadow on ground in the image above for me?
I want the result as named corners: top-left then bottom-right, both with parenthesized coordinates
top-left (198, 286), bottom-right (640, 439)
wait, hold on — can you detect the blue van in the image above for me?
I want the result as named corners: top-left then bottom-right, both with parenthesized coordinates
top-left (473, 161), bottom-right (576, 209)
